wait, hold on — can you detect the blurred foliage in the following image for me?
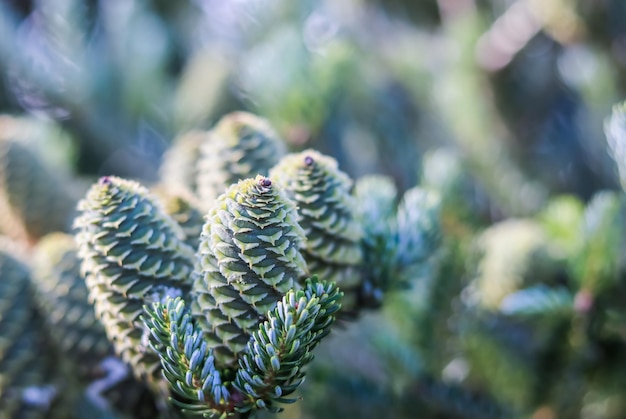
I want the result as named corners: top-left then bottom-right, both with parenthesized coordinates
top-left (3, 0), bottom-right (626, 418)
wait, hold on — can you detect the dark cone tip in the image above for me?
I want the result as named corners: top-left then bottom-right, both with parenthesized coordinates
top-left (304, 156), bottom-right (314, 166)
top-left (99, 176), bottom-right (112, 186)
top-left (259, 178), bottom-right (272, 188)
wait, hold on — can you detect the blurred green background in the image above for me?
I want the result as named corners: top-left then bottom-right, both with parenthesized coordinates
top-left (2, 0), bottom-right (621, 203)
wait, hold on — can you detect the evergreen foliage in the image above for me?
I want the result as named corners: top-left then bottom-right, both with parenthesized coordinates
top-left (573, 191), bottom-right (625, 296)
top-left (606, 103), bottom-right (626, 189)
top-left (395, 186), bottom-right (442, 281)
top-left (353, 175), bottom-right (399, 307)
top-left (470, 219), bottom-right (563, 310)
top-left (144, 276), bottom-right (342, 417)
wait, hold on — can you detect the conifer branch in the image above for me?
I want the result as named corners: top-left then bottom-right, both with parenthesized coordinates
top-left (144, 297), bottom-right (234, 418)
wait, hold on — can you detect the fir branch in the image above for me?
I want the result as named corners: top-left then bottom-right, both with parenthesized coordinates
top-left (605, 102), bottom-right (626, 191)
top-left (353, 175), bottom-right (399, 308)
top-left (144, 277), bottom-right (341, 417)
top-left (499, 285), bottom-right (574, 318)
top-left (470, 219), bottom-right (563, 310)
top-left (573, 191), bottom-right (624, 296)
top-left (395, 186), bottom-right (442, 280)
top-left (144, 298), bottom-right (234, 418)
top-left (234, 277), bottom-right (342, 413)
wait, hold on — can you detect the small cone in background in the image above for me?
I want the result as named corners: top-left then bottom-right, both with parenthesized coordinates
top-left (159, 130), bottom-right (206, 196)
top-left (152, 186), bottom-right (205, 251)
top-left (0, 138), bottom-right (77, 244)
top-left (196, 111), bottom-right (286, 208)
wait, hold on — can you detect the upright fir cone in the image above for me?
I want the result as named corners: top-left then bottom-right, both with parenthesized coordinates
top-left (270, 150), bottom-right (363, 310)
top-left (0, 247), bottom-right (61, 418)
top-left (74, 176), bottom-right (196, 382)
top-left (196, 112), bottom-right (286, 207)
top-left (156, 189), bottom-right (205, 251)
top-left (191, 175), bottom-right (307, 366)
top-left (0, 138), bottom-right (76, 244)
top-left (159, 130), bottom-right (206, 195)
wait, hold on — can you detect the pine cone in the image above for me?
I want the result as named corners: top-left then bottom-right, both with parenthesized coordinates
top-left (0, 247), bottom-right (60, 418)
top-left (32, 233), bottom-right (112, 374)
top-left (0, 138), bottom-right (76, 244)
top-left (159, 130), bottom-right (206, 195)
top-left (196, 112), bottom-right (286, 207)
top-left (74, 176), bottom-right (196, 382)
top-left (158, 190), bottom-right (205, 251)
top-left (270, 150), bottom-right (363, 310)
top-left (191, 175), bottom-right (307, 365)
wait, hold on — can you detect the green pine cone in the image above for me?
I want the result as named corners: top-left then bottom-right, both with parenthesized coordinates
top-left (159, 130), bottom-right (206, 195)
top-left (0, 138), bottom-right (77, 243)
top-left (270, 150), bottom-right (363, 310)
top-left (0, 247), bottom-right (60, 418)
top-left (196, 112), bottom-right (286, 206)
top-left (191, 175), bottom-right (307, 366)
top-left (158, 190), bottom-right (205, 251)
top-left (32, 233), bottom-right (113, 377)
top-left (74, 176), bottom-right (197, 382)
